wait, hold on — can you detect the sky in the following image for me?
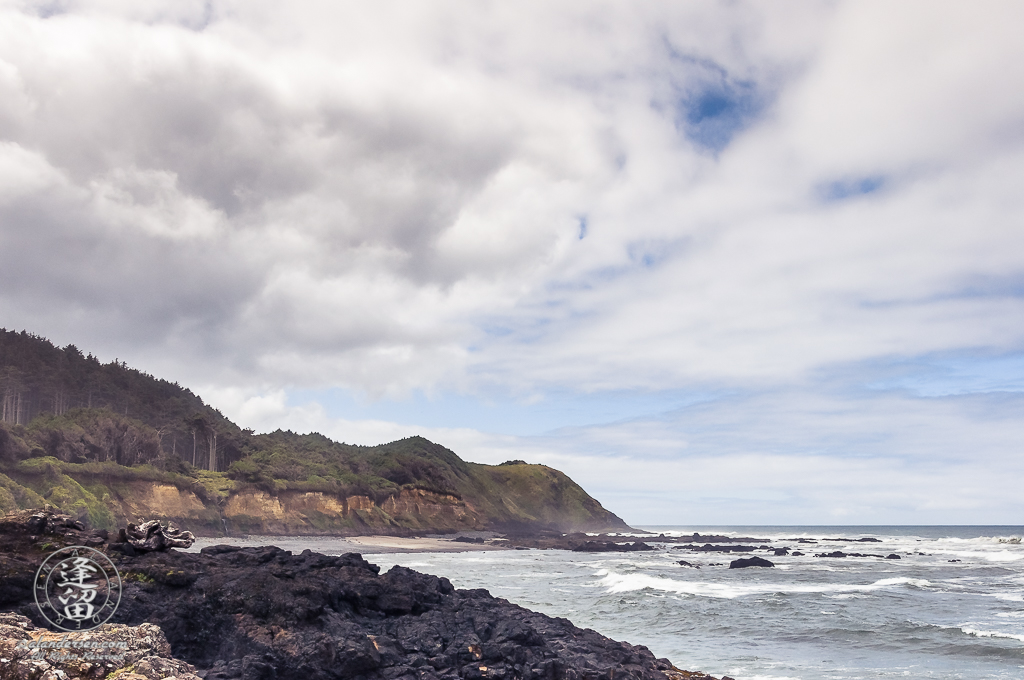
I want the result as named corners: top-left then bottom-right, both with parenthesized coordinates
top-left (1, 0), bottom-right (1023, 525)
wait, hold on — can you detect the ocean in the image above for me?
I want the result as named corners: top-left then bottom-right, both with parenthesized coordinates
top-left (192, 526), bottom-right (1024, 680)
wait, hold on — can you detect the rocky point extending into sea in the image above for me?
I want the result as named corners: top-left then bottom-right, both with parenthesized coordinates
top-left (0, 510), bottom-right (727, 680)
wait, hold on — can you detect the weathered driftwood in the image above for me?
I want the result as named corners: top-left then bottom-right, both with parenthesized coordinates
top-left (119, 519), bottom-right (195, 552)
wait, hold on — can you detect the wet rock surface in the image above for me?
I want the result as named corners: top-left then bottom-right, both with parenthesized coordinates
top-left (0, 512), bottom-right (721, 680)
top-left (673, 545), bottom-right (758, 554)
top-left (728, 557), bottom-right (774, 569)
top-left (570, 542), bottom-right (654, 553)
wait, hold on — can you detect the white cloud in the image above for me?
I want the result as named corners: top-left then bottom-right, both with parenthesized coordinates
top-left (2, 1), bottom-right (1023, 521)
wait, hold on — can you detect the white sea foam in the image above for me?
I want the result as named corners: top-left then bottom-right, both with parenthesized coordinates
top-left (595, 571), bottom-right (931, 599)
top-left (959, 627), bottom-right (1024, 643)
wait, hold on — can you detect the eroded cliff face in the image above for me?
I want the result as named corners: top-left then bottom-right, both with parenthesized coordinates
top-left (2, 456), bottom-right (629, 536)
top-left (220, 487), bottom-right (484, 535)
top-left (81, 483), bottom-right (483, 536)
top-left (119, 482), bottom-right (209, 520)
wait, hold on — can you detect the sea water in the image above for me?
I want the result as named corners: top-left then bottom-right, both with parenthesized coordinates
top-left (196, 527), bottom-right (1024, 680)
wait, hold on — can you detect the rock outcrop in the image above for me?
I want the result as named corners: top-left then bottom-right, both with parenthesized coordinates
top-left (728, 557), bottom-right (774, 569)
top-left (0, 511), bottom-right (724, 680)
top-left (571, 541), bottom-right (654, 553)
top-left (0, 612), bottom-right (201, 680)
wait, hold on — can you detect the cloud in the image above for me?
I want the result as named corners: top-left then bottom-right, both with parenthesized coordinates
top-left (202, 381), bottom-right (1024, 524)
top-left (1, 1), bottom-right (1024, 521)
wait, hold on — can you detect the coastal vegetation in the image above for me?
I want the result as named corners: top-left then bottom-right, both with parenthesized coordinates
top-left (0, 329), bottom-right (627, 534)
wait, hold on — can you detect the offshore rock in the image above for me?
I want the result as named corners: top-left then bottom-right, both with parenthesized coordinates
top-left (571, 541), bottom-right (655, 553)
top-left (674, 544), bottom-right (756, 553)
top-left (1, 538), bottom-right (724, 680)
top-left (728, 557), bottom-right (775, 569)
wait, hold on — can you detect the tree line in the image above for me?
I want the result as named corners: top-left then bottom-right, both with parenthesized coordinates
top-left (0, 329), bottom-right (248, 471)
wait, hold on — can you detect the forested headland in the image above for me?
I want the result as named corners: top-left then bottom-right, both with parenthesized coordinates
top-left (0, 329), bottom-right (628, 535)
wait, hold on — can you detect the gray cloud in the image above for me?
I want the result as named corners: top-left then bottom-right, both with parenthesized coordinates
top-left (2, 2), bottom-right (1024, 522)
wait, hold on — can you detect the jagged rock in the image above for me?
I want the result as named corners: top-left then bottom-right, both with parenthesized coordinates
top-left (0, 536), bottom-right (723, 680)
top-left (675, 544), bottom-right (756, 553)
top-left (571, 541), bottom-right (654, 552)
top-left (773, 548), bottom-right (789, 556)
top-left (676, 560), bottom-right (700, 568)
top-left (683, 533), bottom-right (771, 543)
top-left (0, 612), bottom-right (200, 680)
top-left (728, 557), bottom-right (775, 569)
top-left (0, 510), bottom-right (101, 548)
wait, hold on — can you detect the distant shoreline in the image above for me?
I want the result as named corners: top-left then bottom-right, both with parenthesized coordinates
top-left (185, 533), bottom-right (514, 554)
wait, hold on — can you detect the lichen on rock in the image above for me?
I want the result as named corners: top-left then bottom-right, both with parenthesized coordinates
top-left (0, 613), bottom-right (200, 680)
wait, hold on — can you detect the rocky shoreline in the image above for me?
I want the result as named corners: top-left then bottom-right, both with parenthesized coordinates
top-left (0, 511), bottom-right (727, 680)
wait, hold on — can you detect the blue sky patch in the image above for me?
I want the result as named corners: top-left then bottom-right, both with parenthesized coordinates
top-left (675, 79), bottom-right (763, 153)
top-left (287, 386), bottom-right (707, 437)
top-left (821, 176), bottom-right (886, 201)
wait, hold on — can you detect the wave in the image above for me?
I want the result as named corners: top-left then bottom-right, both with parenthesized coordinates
top-left (959, 627), bottom-right (1024, 643)
top-left (594, 570), bottom-right (932, 599)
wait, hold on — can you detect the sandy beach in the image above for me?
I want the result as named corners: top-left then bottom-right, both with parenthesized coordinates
top-left (186, 534), bottom-right (512, 554)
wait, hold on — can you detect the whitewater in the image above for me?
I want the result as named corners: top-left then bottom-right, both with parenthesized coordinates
top-left (196, 526), bottom-right (1024, 680)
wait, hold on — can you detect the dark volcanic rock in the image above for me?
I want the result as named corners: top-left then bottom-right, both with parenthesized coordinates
top-left (683, 533), bottom-right (770, 543)
top-left (675, 544), bottom-right (757, 553)
top-left (0, 509), bottom-right (111, 609)
top-left (728, 557), bottom-right (774, 569)
top-left (571, 541), bottom-right (655, 553)
top-left (1, 525), bottom-right (717, 680)
top-left (886, 554), bottom-right (902, 560)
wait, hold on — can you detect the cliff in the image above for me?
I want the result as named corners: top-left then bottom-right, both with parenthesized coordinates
top-left (0, 330), bottom-right (629, 535)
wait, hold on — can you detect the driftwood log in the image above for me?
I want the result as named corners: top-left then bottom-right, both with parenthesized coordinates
top-left (114, 519), bottom-right (195, 553)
